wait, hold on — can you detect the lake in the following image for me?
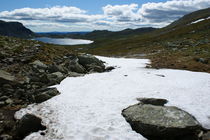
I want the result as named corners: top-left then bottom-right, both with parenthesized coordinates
top-left (33, 37), bottom-right (93, 45)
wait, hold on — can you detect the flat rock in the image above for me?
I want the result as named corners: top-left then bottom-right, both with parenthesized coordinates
top-left (122, 104), bottom-right (202, 140)
top-left (136, 98), bottom-right (168, 106)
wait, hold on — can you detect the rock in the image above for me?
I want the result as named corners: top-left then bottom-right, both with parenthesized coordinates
top-left (15, 114), bottom-right (46, 139)
top-left (0, 101), bottom-right (5, 107)
top-left (67, 72), bottom-right (84, 77)
top-left (202, 131), bottom-right (210, 140)
top-left (0, 70), bottom-right (15, 84)
top-left (0, 134), bottom-right (13, 140)
top-left (51, 72), bottom-right (64, 79)
top-left (194, 58), bottom-right (208, 64)
top-left (31, 60), bottom-right (47, 69)
top-left (47, 64), bottom-right (60, 73)
top-left (67, 58), bottom-right (86, 73)
top-left (0, 96), bottom-right (8, 101)
top-left (122, 104), bottom-right (202, 140)
top-left (78, 54), bottom-right (105, 70)
top-left (34, 88), bottom-right (60, 103)
top-left (87, 64), bottom-right (105, 73)
top-left (34, 93), bottom-right (51, 103)
top-left (46, 72), bottom-right (65, 85)
top-left (105, 66), bottom-right (115, 72)
top-left (136, 98), bottom-right (168, 106)
top-left (5, 98), bottom-right (13, 105)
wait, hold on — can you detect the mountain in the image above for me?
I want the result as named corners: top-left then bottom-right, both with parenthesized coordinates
top-left (0, 20), bottom-right (34, 38)
top-left (68, 7), bottom-right (210, 73)
top-left (36, 27), bottom-right (156, 40)
top-left (166, 7), bottom-right (210, 29)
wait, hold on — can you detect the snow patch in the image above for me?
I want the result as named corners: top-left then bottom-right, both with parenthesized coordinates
top-left (15, 56), bottom-right (210, 140)
top-left (191, 16), bottom-right (210, 24)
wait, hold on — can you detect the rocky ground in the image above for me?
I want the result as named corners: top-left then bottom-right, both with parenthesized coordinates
top-left (0, 35), bottom-right (112, 139)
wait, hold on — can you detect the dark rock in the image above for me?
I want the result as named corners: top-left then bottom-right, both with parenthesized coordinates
top-left (47, 64), bottom-right (60, 73)
top-left (34, 93), bottom-right (51, 103)
top-left (15, 114), bottom-right (46, 139)
top-left (5, 99), bottom-right (13, 105)
top-left (194, 58), bottom-right (208, 64)
top-left (87, 64), bottom-right (105, 73)
top-left (0, 96), bottom-right (8, 101)
top-left (0, 70), bottom-right (15, 85)
top-left (122, 104), bottom-right (202, 140)
top-left (46, 72), bottom-right (65, 85)
top-left (31, 60), bottom-right (48, 69)
top-left (34, 88), bottom-right (60, 103)
top-left (78, 54), bottom-right (105, 70)
top-left (0, 101), bottom-right (5, 107)
top-left (67, 58), bottom-right (86, 73)
top-left (105, 66), bottom-right (115, 72)
top-left (136, 98), bottom-right (168, 106)
top-left (0, 134), bottom-right (12, 140)
top-left (202, 131), bottom-right (210, 140)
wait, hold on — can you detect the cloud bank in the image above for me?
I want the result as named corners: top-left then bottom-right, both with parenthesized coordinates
top-left (0, 0), bottom-right (210, 31)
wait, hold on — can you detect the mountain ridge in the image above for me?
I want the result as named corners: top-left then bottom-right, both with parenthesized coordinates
top-left (0, 20), bottom-right (34, 38)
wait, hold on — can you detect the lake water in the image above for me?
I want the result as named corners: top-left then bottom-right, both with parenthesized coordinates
top-left (33, 37), bottom-right (93, 45)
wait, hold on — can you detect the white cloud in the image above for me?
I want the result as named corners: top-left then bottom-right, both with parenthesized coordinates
top-left (103, 4), bottom-right (141, 22)
top-left (0, 0), bottom-right (210, 32)
top-left (138, 0), bottom-right (210, 23)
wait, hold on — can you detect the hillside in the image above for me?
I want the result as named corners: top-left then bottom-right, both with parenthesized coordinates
top-left (68, 7), bottom-right (210, 73)
top-left (36, 27), bottom-right (156, 40)
top-left (0, 20), bottom-right (34, 38)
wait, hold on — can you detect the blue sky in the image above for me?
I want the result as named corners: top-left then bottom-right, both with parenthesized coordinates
top-left (0, 0), bottom-right (166, 13)
top-left (0, 0), bottom-right (210, 32)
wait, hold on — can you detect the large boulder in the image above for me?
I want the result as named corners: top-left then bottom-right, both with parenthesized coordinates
top-left (78, 54), bottom-right (105, 72)
top-left (122, 103), bottom-right (202, 140)
top-left (15, 114), bottom-right (46, 139)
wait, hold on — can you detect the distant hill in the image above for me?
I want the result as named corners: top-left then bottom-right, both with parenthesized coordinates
top-left (37, 27), bottom-right (156, 40)
top-left (166, 7), bottom-right (210, 29)
top-left (0, 20), bottom-right (34, 38)
top-left (67, 7), bottom-right (210, 73)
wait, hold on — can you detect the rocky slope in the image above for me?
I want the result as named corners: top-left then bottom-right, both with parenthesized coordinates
top-left (0, 20), bottom-right (34, 38)
top-left (0, 35), bottom-right (110, 139)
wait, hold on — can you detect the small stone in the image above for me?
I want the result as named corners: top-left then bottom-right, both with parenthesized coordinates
top-left (105, 66), bottom-right (115, 72)
top-left (31, 60), bottom-right (48, 69)
top-left (0, 101), bottom-right (5, 107)
top-left (51, 72), bottom-right (64, 79)
top-left (0, 134), bottom-right (13, 140)
top-left (5, 98), bottom-right (13, 105)
top-left (0, 70), bottom-right (15, 84)
top-left (0, 96), bottom-right (8, 101)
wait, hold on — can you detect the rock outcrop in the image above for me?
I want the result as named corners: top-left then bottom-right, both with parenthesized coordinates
top-left (122, 98), bottom-right (203, 140)
top-left (0, 35), bottom-right (110, 139)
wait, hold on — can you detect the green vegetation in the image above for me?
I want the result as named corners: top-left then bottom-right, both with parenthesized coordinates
top-left (65, 8), bottom-right (210, 73)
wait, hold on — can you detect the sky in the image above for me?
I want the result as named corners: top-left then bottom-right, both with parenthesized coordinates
top-left (0, 0), bottom-right (210, 32)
